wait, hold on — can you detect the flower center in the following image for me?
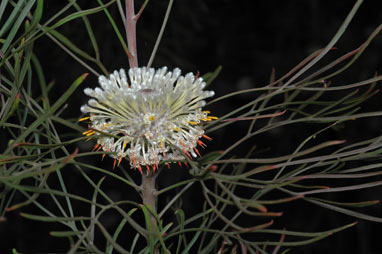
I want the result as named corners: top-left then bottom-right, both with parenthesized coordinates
top-left (143, 113), bottom-right (156, 124)
top-left (138, 88), bottom-right (159, 95)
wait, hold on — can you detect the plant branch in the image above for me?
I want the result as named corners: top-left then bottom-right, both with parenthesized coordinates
top-left (147, 0), bottom-right (173, 68)
top-left (279, 0), bottom-right (364, 90)
top-left (125, 0), bottom-right (138, 67)
top-left (141, 173), bottom-right (158, 252)
top-left (135, 0), bottom-right (149, 21)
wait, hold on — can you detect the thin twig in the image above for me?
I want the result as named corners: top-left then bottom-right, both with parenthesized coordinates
top-left (279, 0), bottom-right (364, 90)
top-left (147, 0), bottom-right (174, 68)
top-left (117, 0), bottom-right (126, 31)
top-left (135, 0), bottom-right (149, 21)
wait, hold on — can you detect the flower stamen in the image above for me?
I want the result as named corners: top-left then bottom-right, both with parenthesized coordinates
top-left (202, 134), bottom-right (213, 141)
top-left (80, 67), bottom-right (216, 174)
top-left (79, 116), bottom-right (90, 122)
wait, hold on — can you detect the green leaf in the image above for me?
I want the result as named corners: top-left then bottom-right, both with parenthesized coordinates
top-left (1, 157), bottom-right (67, 181)
top-left (307, 198), bottom-right (382, 222)
top-left (198, 150), bottom-right (224, 165)
top-left (29, 0), bottom-right (43, 32)
top-left (0, 0), bottom-right (10, 21)
top-left (48, 0), bottom-right (116, 31)
top-left (47, 29), bottom-right (95, 61)
top-left (20, 212), bottom-right (91, 222)
top-left (175, 209), bottom-right (185, 254)
top-left (4, 92), bottom-right (20, 121)
top-left (203, 65), bottom-right (222, 87)
top-left (309, 197), bottom-right (380, 208)
top-left (106, 208), bottom-right (137, 254)
top-left (181, 217), bottom-right (207, 254)
top-left (141, 204), bottom-right (156, 253)
top-left (11, 248), bottom-right (23, 254)
top-left (50, 230), bottom-right (84, 237)
top-left (1, 0), bottom-right (36, 52)
top-left (0, 0), bottom-right (24, 38)
top-left (5, 73), bottom-right (88, 154)
top-left (31, 53), bottom-right (49, 106)
top-left (96, 0), bottom-right (129, 56)
top-left (70, 1), bottom-right (100, 61)
top-left (0, 82), bottom-right (20, 128)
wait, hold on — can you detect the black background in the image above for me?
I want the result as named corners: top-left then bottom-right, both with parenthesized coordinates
top-left (1, 0), bottom-right (382, 253)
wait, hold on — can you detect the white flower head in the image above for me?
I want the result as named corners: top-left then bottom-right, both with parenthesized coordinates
top-left (80, 66), bottom-right (216, 174)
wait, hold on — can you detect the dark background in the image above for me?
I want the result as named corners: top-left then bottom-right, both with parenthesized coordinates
top-left (2, 0), bottom-right (382, 253)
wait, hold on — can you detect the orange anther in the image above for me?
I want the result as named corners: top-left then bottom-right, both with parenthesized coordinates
top-left (202, 134), bottom-right (212, 141)
top-left (152, 164), bottom-right (156, 173)
top-left (138, 165), bottom-right (143, 174)
top-left (183, 150), bottom-right (192, 159)
top-left (194, 147), bottom-right (201, 157)
top-left (82, 129), bottom-right (92, 135)
top-left (146, 165), bottom-right (151, 174)
top-left (154, 158), bottom-right (158, 172)
top-left (197, 140), bottom-right (207, 148)
top-left (79, 116), bottom-right (90, 122)
top-left (92, 144), bottom-right (99, 151)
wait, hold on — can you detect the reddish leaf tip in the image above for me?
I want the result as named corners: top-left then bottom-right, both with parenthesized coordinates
top-left (195, 71), bottom-right (200, 79)
top-left (259, 207), bottom-right (268, 213)
top-left (64, 147), bottom-right (79, 164)
top-left (208, 165), bottom-right (218, 171)
top-left (333, 140), bottom-right (347, 145)
top-left (13, 142), bottom-right (27, 147)
top-left (5, 207), bottom-right (14, 212)
top-left (265, 165), bottom-right (278, 171)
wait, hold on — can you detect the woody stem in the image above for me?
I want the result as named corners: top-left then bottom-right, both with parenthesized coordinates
top-left (141, 173), bottom-right (158, 246)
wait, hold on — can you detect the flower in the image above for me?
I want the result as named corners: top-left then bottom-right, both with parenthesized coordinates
top-left (80, 66), bottom-right (216, 174)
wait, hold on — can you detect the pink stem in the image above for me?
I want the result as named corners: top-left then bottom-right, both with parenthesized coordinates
top-left (125, 0), bottom-right (138, 68)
